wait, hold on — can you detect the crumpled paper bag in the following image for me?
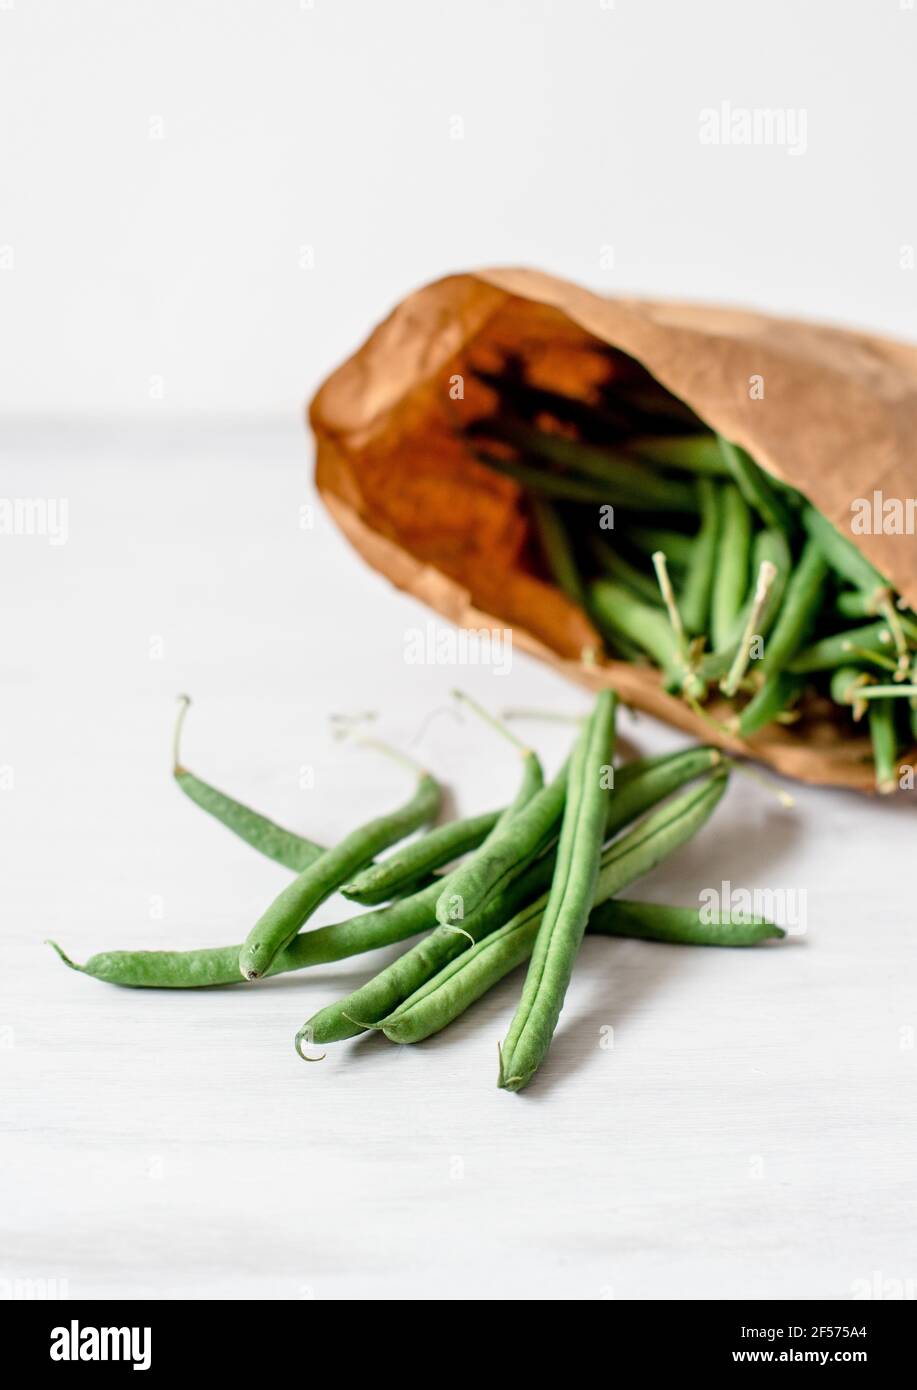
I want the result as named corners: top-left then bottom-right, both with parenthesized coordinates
top-left (309, 268), bottom-right (917, 791)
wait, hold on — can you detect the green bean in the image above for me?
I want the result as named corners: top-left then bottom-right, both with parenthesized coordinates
top-left (604, 745), bottom-right (722, 837)
top-left (345, 695), bottom-right (539, 906)
top-left (711, 485), bottom-right (752, 650)
top-left (530, 497), bottom-right (587, 606)
top-left (628, 527), bottom-right (693, 570)
top-left (786, 620), bottom-right (893, 674)
top-left (498, 691), bottom-right (617, 1091)
top-left (679, 478), bottom-right (720, 635)
top-left (173, 696), bottom-right (325, 872)
top-left (802, 506), bottom-right (888, 593)
top-left (297, 743), bottom-right (545, 1045)
top-left (629, 434), bottom-right (730, 476)
top-left (868, 700), bottom-right (899, 794)
top-left (716, 437), bottom-right (791, 532)
top-left (383, 897), bottom-right (780, 1044)
top-left (46, 877), bottom-right (448, 989)
top-left (588, 535), bottom-right (662, 607)
top-left (734, 673), bottom-right (805, 738)
top-left (473, 419), bottom-right (697, 512)
top-left (298, 745), bottom-right (718, 1046)
top-left (435, 755), bottom-right (563, 927)
top-left (589, 578), bottom-right (705, 699)
top-left (341, 809), bottom-right (500, 905)
top-left (299, 848), bottom-right (558, 1046)
top-left (475, 450), bottom-right (627, 506)
top-left (238, 747), bottom-right (441, 980)
top-left (802, 506), bottom-right (908, 666)
top-left (382, 770), bottom-right (729, 1047)
top-left (830, 666), bottom-right (871, 708)
top-left (587, 898), bottom-right (782, 946)
top-left (836, 591), bottom-right (917, 638)
top-left (758, 538), bottom-right (829, 676)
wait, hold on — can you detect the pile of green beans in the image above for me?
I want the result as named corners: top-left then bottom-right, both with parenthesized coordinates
top-left (467, 368), bottom-right (917, 794)
top-left (52, 693), bottom-right (783, 1091)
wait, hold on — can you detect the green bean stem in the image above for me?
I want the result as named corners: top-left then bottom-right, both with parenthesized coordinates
top-left (720, 560), bottom-right (778, 698)
top-left (498, 691), bottom-right (617, 1091)
top-left (238, 748), bottom-right (441, 979)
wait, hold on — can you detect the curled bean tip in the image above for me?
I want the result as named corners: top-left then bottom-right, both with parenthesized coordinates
top-left (47, 939), bottom-right (81, 971)
top-left (294, 1030), bottom-right (326, 1063)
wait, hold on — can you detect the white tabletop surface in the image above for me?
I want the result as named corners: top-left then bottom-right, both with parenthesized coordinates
top-left (3, 418), bottom-right (915, 1302)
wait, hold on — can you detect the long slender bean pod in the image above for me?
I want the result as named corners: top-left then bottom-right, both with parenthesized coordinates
top-left (711, 485), bottom-right (752, 650)
top-left (679, 478), bottom-right (720, 635)
top-left (787, 621), bottom-right (893, 674)
top-left (341, 808), bottom-right (500, 905)
top-left (434, 755), bottom-right (560, 928)
top-left (299, 850), bottom-right (559, 1047)
top-left (629, 434), bottom-right (730, 476)
top-left (734, 673), bottom-right (805, 738)
top-left (802, 506), bottom-right (907, 666)
top-left (472, 419), bottom-right (697, 511)
top-left (238, 748), bottom-right (441, 980)
top-left (383, 770), bottom-right (730, 1046)
top-left (868, 700), bottom-right (899, 794)
top-left (604, 745), bottom-right (722, 839)
top-left (47, 876), bottom-right (450, 989)
top-left (628, 527), bottom-right (694, 570)
top-left (530, 497), bottom-right (587, 606)
top-left (173, 697), bottom-right (325, 872)
top-left (588, 535), bottom-right (663, 607)
top-left (498, 692), bottom-right (617, 1091)
top-left (758, 537), bottom-right (828, 676)
top-left (346, 696), bottom-right (541, 906)
top-left (299, 745), bottom-right (718, 1047)
top-left (716, 436), bottom-right (791, 532)
top-left (383, 898), bottom-right (780, 1045)
top-left (587, 898), bottom-right (782, 946)
top-left (589, 578), bottom-right (705, 699)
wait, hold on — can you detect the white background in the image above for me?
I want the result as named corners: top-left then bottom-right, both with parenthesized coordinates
top-left (3, 1), bottom-right (917, 1302)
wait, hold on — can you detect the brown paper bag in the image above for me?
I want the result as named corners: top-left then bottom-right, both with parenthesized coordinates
top-left (309, 269), bottom-right (917, 791)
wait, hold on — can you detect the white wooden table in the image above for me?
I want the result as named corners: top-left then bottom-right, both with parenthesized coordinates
top-left (3, 419), bottom-right (915, 1301)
